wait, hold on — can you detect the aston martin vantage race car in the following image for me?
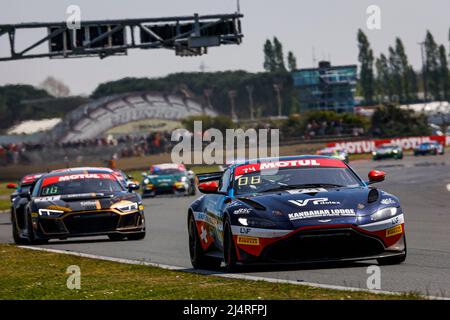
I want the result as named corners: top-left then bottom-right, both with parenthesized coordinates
top-left (187, 156), bottom-right (406, 271)
top-left (141, 163), bottom-right (196, 197)
top-left (11, 168), bottom-right (145, 244)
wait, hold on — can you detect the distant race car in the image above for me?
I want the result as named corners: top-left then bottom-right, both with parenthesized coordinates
top-left (187, 156), bottom-right (406, 271)
top-left (414, 141), bottom-right (444, 156)
top-left (8, 173), bottom-right (44, 244)
top-left (316, 147), bottom-right (349, 163)
top-left (11, 168), bottom-right (145, 244)
top-left (372, 144), bottom-right (403, 160)
top-left (141, 163), bottom-right (196, 197)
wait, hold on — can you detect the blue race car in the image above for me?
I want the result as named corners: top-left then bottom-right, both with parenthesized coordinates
top-left (187, 156), bottom-right (406, 271)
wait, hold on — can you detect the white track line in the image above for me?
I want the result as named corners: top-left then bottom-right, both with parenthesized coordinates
top-left (18, 245), bottom-right (449, 300)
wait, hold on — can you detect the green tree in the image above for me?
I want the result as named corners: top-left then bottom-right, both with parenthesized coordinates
top-left (438, 44), bottom-right (450, 101)
top-left (273, 37), bottom-right (286, 72)
top-left (375, 54), bottom-right (392, 102)
top-left (388, 46), bottom-right (403, 103)
top-left (394, 38), bottom-right (415, 103)
top-left (263, 39), bottom-right (276, 72)
top-left (357, 29), bottom-right (375, 104)
top-left (371, 104), bottom-right (431, 137)
top-left (287, 51), bottom-right (297, 72)
top-left (424, 31), bottom-right (441, 100)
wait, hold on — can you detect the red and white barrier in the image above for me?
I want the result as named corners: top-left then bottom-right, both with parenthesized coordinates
top-left (327, 135), bottom-right (449, 154)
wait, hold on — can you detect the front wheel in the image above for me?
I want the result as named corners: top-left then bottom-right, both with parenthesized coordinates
top-left (26, 213), bottom-right (48, 245)
top-left (12, 210), bottom-right (28, 245)
top-left (223, 219), bottom-right (238, 272)
top-left (188, 215), bottom-right (221, 269)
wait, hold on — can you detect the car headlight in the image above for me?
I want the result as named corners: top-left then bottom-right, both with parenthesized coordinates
top-left (143, 179), bottom-right (149, 184)
top-left (116, 202), bottom-right (138, 213)
top-left (238, 217), bottom-right (277, 228)
top-left (38, 209), bottom-right (64, 217)
top-left (393, 149), bottom-right (398, 153)
top-left (371, 207), bottom-right (398, 221)
top-left (372, 151), bottom-right (377, 155)
top-left (179, 176), bottom-right (187, 182)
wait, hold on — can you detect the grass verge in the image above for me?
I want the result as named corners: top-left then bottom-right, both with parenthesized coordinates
top-left (0, 244), bottom-right (422, 300)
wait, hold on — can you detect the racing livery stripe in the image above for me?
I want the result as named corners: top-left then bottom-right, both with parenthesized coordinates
top-left (359, 214), bottom-right (404, 232)
top-left (231, 225), bottom-right (291, 238)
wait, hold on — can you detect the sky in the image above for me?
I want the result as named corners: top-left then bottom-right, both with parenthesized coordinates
top-left (0, 0), bottom-right (449, 95)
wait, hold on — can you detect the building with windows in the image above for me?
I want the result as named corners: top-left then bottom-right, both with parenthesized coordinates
top-left (292, 61), bottom-right (357, 113)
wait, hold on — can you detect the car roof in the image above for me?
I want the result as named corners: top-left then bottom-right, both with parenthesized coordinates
top-left (43, 167), bottom-right (116, 178)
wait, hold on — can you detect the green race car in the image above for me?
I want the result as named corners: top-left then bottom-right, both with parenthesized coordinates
top-left (141, 163), bottom-right (196, 197)
top-left (372, 144), bottom-right (403, 160)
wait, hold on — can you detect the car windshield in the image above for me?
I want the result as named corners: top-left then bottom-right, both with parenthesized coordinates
top-left (40, 174), bottom-right (123, 196)
top-left (233, 167), bottom-right (363, 195)
top-left (378, 145), bottom-right (394, 149)
top-left (152, 169), bottom-right (182, 175)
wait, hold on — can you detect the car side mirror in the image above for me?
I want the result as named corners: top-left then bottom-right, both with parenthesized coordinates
top-left (127, 183), bottom-right (140, 191)
top-left (127, 175), bottom-right (134, 180)
top-left (6, 183), bottom-right (17, 189)
top-left (19, 189), bottom-right (31, 200)
top-left (367, 170), bottom-right (385, 184)
top-left (141, 172), bottom-right (147, 177)
top-left (198, 181), bottom-right (221, 194)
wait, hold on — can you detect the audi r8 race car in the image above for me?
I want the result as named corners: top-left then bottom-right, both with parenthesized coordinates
top-left (413, 141), bottom-right (445, 156)
top-left (316, 147), bottom-right (349, 162)
top-left (141, 163), bottom-right (196, 197)
top-left (372, 144), bottom-right (403, 160)
top-left (187, 156), bottom-right (406, 271)
top-left (11, 168), bottom-right (145, 244)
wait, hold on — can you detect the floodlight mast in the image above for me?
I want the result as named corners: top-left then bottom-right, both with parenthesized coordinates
top-left (0, 13), bottom-right (243, 61)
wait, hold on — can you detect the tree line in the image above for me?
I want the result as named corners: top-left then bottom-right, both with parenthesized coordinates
top-left (358, 28), bottom-right (450, 105)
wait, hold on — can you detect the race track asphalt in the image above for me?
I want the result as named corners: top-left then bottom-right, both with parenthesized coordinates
top-left (1, 153), bottom-right (450, 297)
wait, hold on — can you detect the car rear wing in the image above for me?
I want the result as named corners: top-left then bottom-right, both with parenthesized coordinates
top-left (197, 171), bottom-right (224, 182)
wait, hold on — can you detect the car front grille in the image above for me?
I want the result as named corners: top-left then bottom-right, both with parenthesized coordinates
top-left (63, 211), bottom-right (119, 234)
top-left (262, 228), bottom-right (385, 262)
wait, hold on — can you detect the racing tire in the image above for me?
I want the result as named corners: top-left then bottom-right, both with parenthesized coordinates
top-left (188, 215), bottom-right (221, 270)
top-left (11, 210), bottom-right (28, 245)
top-left (108, 234), bottom-right (125, 241)
top-left (223, 218), bottom-right (238, 272)
top-left (127, 232), bottom-right (146, 241)
top-left (26, 213), bottom-right (48, 245)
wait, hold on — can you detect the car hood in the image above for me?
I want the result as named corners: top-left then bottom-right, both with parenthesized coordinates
top-left (237, 187), bottom-right (391, 228)
top-left (33, 192), bottom-right (138, 212)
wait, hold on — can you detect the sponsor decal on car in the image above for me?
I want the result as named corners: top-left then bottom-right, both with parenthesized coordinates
top-left (386, 225), bottom-right (403, 237)
top-left (237, 236), bottom-right (260, 246)
top-left (288, 197), bottom-right (340, 207)
top-left (381, 198), bottom-right (396, 205)
top-left (233, 208), bottom-right (251, 215)
top-left (234, 158), bottom-right (347, 176)
top-left (288, 208), bottom-right (356, 221)
top-left (286, 188), bottom-right (328, 194)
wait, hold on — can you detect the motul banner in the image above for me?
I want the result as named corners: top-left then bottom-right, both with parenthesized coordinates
top-left (327, 135), bottom-right (449, 154)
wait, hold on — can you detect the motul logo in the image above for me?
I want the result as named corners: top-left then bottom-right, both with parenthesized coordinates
top-left (288, 198), bottom-right (340, 207)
